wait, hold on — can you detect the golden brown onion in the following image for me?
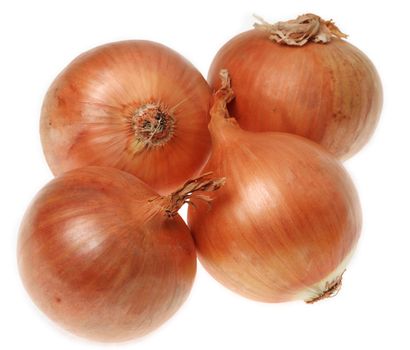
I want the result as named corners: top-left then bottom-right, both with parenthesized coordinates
top-left (41, 40), bottom-right (211, 194)
top-left (208, 14), bottom-right (382, 159)
top-left (188, 71), bottom-right (362, 303)
top-left (18, 167), bottom-right (223, 342)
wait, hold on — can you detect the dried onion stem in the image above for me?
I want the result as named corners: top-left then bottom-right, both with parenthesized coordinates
top-left (254, 13), bottom-right (347, 46)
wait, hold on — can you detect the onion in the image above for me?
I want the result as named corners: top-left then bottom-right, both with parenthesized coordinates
top-left (18, 167), bottom-right (224, 342)
top-left (208, 14), bottom-right (383, 159)
top-left (188, 70), bottom-right (362, 303)
top-left (41, 40), bottom-right (212, 194)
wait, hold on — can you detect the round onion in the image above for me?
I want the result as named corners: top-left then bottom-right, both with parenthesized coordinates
top-left (188, 71), bottom-right (362, 303)
top-left (208, 14), bottom-right (383, 159)
top-left (18, 167), bottom-right (223, 342)
top-left (41, 40), bottom-right (211, 194)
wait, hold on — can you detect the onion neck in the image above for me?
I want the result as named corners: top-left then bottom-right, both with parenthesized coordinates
top-left (131, 103), bottom-right (175, 151)
top-left (208, 69), bottom-right (240, 142)
top-left (254, 13), bottom-right (347, 46)
top-left (150, 173), bottom-right (225, 218)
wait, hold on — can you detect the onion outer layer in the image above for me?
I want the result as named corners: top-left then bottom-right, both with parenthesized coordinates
top-left (41, 40), bottom-right (212, 194)
top-left (208, 14), bottom-right (383, 160)
top-left (188, 70), bottom-right (362, 303)
top-left (18, 167), bottom-right (224, 341)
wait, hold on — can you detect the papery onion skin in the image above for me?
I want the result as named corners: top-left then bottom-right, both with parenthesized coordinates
top-left (17, 167), bottom-right (197, 342)
top-left (188, 72), bottom-right (362, 302)
top-left (41, 40), bottom-right (211, 195)
top-left (208, 23), bottom-right (383, 160)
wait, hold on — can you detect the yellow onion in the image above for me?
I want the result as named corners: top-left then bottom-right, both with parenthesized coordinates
top-left (208, 14), bottom-right (383, 159)
top-left (188, 70), bottom-right (362, 303)
top-left (41, 40), bottom-right (211, 194)
top-left (18, 167), bottom-right (223, 341)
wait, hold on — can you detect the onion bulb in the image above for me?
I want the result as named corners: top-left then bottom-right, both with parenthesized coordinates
top-left (188, 70), bottom-right (362, 303)
top-left (18, 167), bottom-right (224, 342)
top-left (208, 14), bottom-right (383, 159)
top-left (41, 40), bottom-right (212, 194)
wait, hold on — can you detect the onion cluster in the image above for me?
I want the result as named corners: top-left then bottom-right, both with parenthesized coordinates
top-left (18, 13), bottom-right (381, 343)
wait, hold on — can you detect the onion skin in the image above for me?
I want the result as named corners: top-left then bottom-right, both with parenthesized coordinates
top-left (188, 72), bottom-right (362, 302)
top-left (41, 40), bottom-right (211, 195)
top-left (208, 28), bottom-right (383, 159)
top-left (18, 167), bottom-right (197, 342)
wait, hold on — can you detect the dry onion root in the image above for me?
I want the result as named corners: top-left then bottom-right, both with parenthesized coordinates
top-left (40, 40), bottom-right (212, 195)
top-left (18, 167), bottom-right (224, 342)
top-left (188, 70), bottom-right (362, 303)
top-left (208, 13), bottom-right (383, 159)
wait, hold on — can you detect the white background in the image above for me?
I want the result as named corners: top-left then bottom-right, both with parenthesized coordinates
top-left (1, 0), bottom-right (409, 349)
